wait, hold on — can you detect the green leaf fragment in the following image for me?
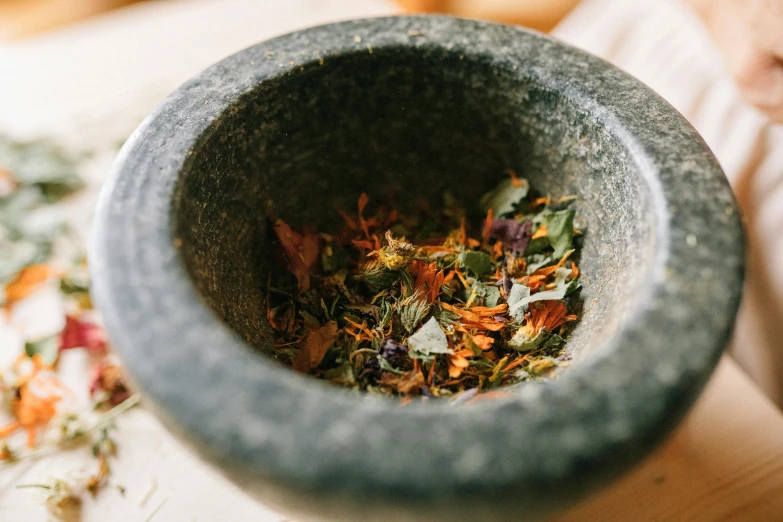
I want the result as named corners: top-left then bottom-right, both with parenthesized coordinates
top-left (544, 209), bottom-right (575, 259)
top-left (506, 283), bottom-right (531, 321)
top-left (433, 306), bottom-right (459, 328)
top-left (508, 279), bottom-right (579, 317)
top-left (379, 300), bottom-right (393, 328)
top-left (508, 267), bottom-right (578, 318)
top-left (360, 264), bottom-right (398, 293)
top-left (523, 236), bottom-right (549, 256)
top-left (378, 356), bottom-right (405, 374)
top-left (480, 177), bottom-right (529, 216)
top-left (399, 268), bottom-right (416, 298)
top-left (458, 250), bottom-right (493, 278)
top-left (525, 254), bottom-right (554, 274)
top-left (399, 292), bottom-right (431, 333)
top-left (408, 317), bottom-right (451, 358)
top-left (466, 280), bottom-right (501, 307)
top-left (322, 362), bottom-right (356, 384)
top-left (541, 334), bottom-right (565, 350)
top-left (509, 328), bottom-right (547, 352)
top-left (25, 336), bottom-right (59, 366)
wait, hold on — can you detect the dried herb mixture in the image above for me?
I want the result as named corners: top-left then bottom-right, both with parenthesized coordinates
top-left (267, 173), bottom-right (583, 400)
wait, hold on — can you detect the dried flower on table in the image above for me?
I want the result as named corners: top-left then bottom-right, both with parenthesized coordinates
top-left (1, 135), bottom-right (138, 514)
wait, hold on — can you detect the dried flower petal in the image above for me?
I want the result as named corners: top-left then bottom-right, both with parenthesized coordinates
top-left (292, 321), bottom-right (339, 373)
top-left (60, 315), bottom-right (107, 354)
top-left (4, 264), bottom-right (51, 308)
top-left (380, 368), bottom-right (425, 395)
top-left (90, 364), bottom-right (131, 406)
top-left (490, 219), bottom-right (532, 254)
top-left (272, 219), bottom-right (320, 293)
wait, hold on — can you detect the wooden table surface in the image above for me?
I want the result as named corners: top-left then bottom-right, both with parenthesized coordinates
top-left (1, 1), bottom-right (782, 520)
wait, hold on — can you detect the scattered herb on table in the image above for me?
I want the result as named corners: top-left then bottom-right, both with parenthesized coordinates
top-left (267, 172), bottom-right (583, 400)
top-left (0, 135), bottom-right (137, 518)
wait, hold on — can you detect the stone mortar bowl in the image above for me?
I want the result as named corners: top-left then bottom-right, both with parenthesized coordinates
top-left (91, 15), bottom-right (744, 522)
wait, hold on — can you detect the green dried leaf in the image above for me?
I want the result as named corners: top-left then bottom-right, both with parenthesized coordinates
top-left (408, 317), bottom-right (451, 358)
top-left (322, 361), bottom-right (356, 384)
top-left (468, 280), bottom-right (501, 307)
top-left (507, 283), bottom-right (531, 321)
top-left (523, 236), bottom-right (549, 256)
top-left (508, 272), bottom-right (578, 318)
top-left (458, 250), bottom-right (493, 278)
top-left (399, 292), bottom-right (430, 333)
top-left (379, 300), bottom-right (393, 328)
top-left (528, 356), bottom-right (558, 375)
top-left (480, 177), bottom-right (529, 216)
top-left (360, 263), bottom-right (398, 293)
top-left (525, 254), bottom-right (553, 274)
top-left (541, 333), bottom-right (565, 350)
top-left (433, 306), bottom-right (459, 328)
top-left (509, 328), bottom-right (548, 352)
top-left (25, 336), bottom-right (59, 366)
top-left (399, 268), bottom-right (416, 298)
top-left (509, 283), bottom-right (578, 317)
top-left (0, 135), bottom-right (83, 201)
top-left (544, 209), bottom-right (575, 259)
top-left (439, 284), bottom-right (453, 300)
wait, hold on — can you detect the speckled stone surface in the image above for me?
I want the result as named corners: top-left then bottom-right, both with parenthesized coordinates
top-left (91, 16), bottom-right (744, 522)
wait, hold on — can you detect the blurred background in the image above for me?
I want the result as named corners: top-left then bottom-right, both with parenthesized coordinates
top-left (0, 0), bottom-right (580, 39)
top-left (1, 0), bottom-right (783, 520)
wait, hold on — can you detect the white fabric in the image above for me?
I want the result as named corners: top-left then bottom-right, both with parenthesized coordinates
top-left (555, 0), bottom-right (783, 406)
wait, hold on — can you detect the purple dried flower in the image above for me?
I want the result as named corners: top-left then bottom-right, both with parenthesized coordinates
top-left (360, 356), bottom-right (381, 379)
top-left (490, 219), bottom-right (533, 254)
top-left (380, 339), bottom-right (408, 361)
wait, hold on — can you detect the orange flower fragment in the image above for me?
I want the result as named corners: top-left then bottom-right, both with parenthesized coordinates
top-left (352, 239), bottom-right (374, 250)
top-left (357, 192), bottom-right (371, 239)
top-left (520, 274), bottom-right (547, 293)
top-left (447, 348), bottom-right (474, 378)
top-left (531, 224), bottom-right (547, 240)
top-left (272, 219), bottom-right (320, 293)
top-left (292, 321), bottom-right (338, 373)
top-left (410, 261), bottom-right (446, 304)
top-left (506, 168), bottom-right (525, 188)
top-left (0, 167), bottom-right (17, 197)
top-left (457, 217), bottom-right (467, 246)
top-left (491, 241), bottom-right (504, 261)
top-left (343, 317), bottom-right (377, 342)
top-left (4, 264), bottom-right (52, 309)
top-left (440, 302), bottom-right (507, 322)
top-left (528, 300), bottom-right (577, 334)
top-left (481, 209), bottom-right (494, 246)
top-left (0, 355), bottom-right (68, 448)
top-left (380, 368), bottom-right (425, 395)
top-left (522, 250), bottom-right (577, 292)
top-left (469, 333), bottom-right (495, 351)
top-left (441, 302), bottom-right (508, 331)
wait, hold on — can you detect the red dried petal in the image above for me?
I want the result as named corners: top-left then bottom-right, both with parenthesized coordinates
top-left (60, 315), bottom-right (107, 354)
